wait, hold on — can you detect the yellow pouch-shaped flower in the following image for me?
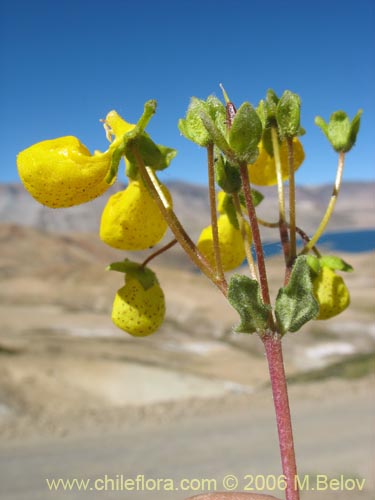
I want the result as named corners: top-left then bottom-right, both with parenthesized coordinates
top-left (112, 277), bottom-right (165, 336)
top-left (248, 137), bottom-right (304, 186)
top-left (17, 136), bottom-right (115, 208)
top-left (100, 180), bottom-right (171, 250)
top-left (313, 266), bottom-right (350, 320)
top-left (197, 214), bottom-right (252, 272)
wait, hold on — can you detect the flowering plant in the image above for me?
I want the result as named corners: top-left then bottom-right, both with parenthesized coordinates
top-left (17, 87), bottom-right (361, 500)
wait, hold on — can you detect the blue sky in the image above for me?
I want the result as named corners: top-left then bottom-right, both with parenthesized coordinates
top-left (1, 0), bottom-right (374, 186)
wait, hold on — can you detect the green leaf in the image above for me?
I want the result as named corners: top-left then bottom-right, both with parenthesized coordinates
top-left (228, 275), bottom-right (271, 334)
top-left (276, 90), bottom-right (301, 138)
top-left (106, 259), bottom-right (158, 290)
top-left (206, 95), bottom-right (227, 136)
top-left (125, 133), bottom-right (176, 171)
top-left (228, 102), bottom-right (263, 163)
top-left (275, 256), bottom-right (319, 334)
top-left (199, 108), bottom-right (233, 156)
top-left (214, 155), bottom-right (242, 193)
top-left (319, 255), bottom-right (353, 272)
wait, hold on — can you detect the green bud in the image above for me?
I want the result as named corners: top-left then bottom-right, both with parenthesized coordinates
top-left (276, 90), bottom-right (301, 138)
top-left (264, 89), bottom-right (279, 125)
top-left (315, 109), bottom-right (363, 153)
top-left (228, 102), bottom-right (263, 163)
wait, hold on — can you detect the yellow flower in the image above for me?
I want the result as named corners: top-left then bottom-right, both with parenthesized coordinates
top-left (112, 276), bottom-right (165, 336)
top-left (197, 214), bottom-right (252, 272)
top-left (17, 136), bottom-right (116, 208)
top-left (248, 137), bottom-right (304, 186)
top-left (104, 110), bottom-right (135, 141)
top-left (312, 266), bottom-right (350, 320)
top-left (100, 180), bottom-right (172, 250)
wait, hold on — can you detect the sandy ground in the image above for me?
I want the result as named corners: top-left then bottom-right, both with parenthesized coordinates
top-left (0, 234), bottom-right (374, 499)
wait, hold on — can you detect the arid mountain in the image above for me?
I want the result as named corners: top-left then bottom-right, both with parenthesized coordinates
top-left (0, 181), bottom-right (374, 241)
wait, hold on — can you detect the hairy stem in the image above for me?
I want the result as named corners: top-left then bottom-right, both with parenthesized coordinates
top-left (271, 127), bottom-right (290, 266)
top-left (240, 163), bottom-right (272, 308)
top-left (207, 143), bottom-right (226, 286)
top-left (300, 152), bottom-right (345, 254)
top-left (133, 147), bottom-right (227, 295)
top-left (286, 137), bottom-right (297, 262)
top-left (262, 332), bottom-right (300, 500)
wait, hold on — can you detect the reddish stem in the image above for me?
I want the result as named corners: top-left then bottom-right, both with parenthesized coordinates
top-left (262, 332), bottom-right (299, 500)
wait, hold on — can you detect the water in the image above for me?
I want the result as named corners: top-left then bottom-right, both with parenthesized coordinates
top-left (261, 229), bottom-right (375, 258)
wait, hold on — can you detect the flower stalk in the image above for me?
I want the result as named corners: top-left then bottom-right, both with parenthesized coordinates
top-left (301, 151), bottom-right (345, 254)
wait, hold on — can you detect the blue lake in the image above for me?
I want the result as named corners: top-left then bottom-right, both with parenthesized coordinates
top-left (261, 229), bottom-right (375, 258)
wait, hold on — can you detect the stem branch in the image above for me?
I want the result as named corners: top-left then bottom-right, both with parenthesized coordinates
top-left (133, 147), bottom-right (227, 296)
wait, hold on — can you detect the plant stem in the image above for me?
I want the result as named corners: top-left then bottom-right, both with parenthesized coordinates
top-left (300, 152), bottom-right (345, 254)
top-left (239, 163), bottom-right (272, 308)
top-left (207, 143), bottom-right (226, 285)
top-left (262, 331), bottom-right (299, 500)
top-left (133, 147), bottom-right (227, 296)
top-left (286, 137), bottom-right (297, 263)
top-left (271, 126), bottom-right (290, 266)
top-left (233, 192), bottom-right (258, 281)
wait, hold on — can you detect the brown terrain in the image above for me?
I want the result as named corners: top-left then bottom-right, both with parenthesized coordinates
top-left (0, 181), bottom-right (374, 500)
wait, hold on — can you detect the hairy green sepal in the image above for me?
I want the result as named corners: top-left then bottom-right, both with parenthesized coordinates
top-left (106, 259), bottom-right (158, 290)
top-left (178, 96), bottom-right (226, 147)
top-left (275, 256), bottom-right (319, 334)
top-left (315, 109), bottom-right (362, 153)
top-left (228, 275), bottom-right (271, 334)
top-left (215, 155), bottom-right (242, 193)
top-left (125, 133), bottom-right (176, 171)
top-left (319, 255), bottom-right (353, 272)
top-left (228, 102), bottom-right (263, 163)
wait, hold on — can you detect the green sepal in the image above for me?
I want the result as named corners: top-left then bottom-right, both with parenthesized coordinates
top-left (228, 102), bottom-right (263, 163)
top-left (319, 255), bottom-right (353, 272)
top-left (125, 133), bottom-right (176, 171)
top-left (215, 155), bottom-right (242, 193)
top-left (219, 193), bottom-right (239, 229)
top-left (256, 100), bottom-right (266, 129)
top-left (306, 254), bottom-right (321, 276)
top-left (106, 259), bottom-right (158, 290)
top-left (125, 160), bottom-right (139, 180)
top-left (228, 275), bottom-right (271, 334)
top-left (315, 109), bottom-right (362, 153)
top-left (240, 189), bottom-right (264, 208)
top-left (276, 90), bottom-right (301, 138)
top-left (275, 256), bottom-right (319, 335)
top-left (178, 97), bottom-right (211, 147)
